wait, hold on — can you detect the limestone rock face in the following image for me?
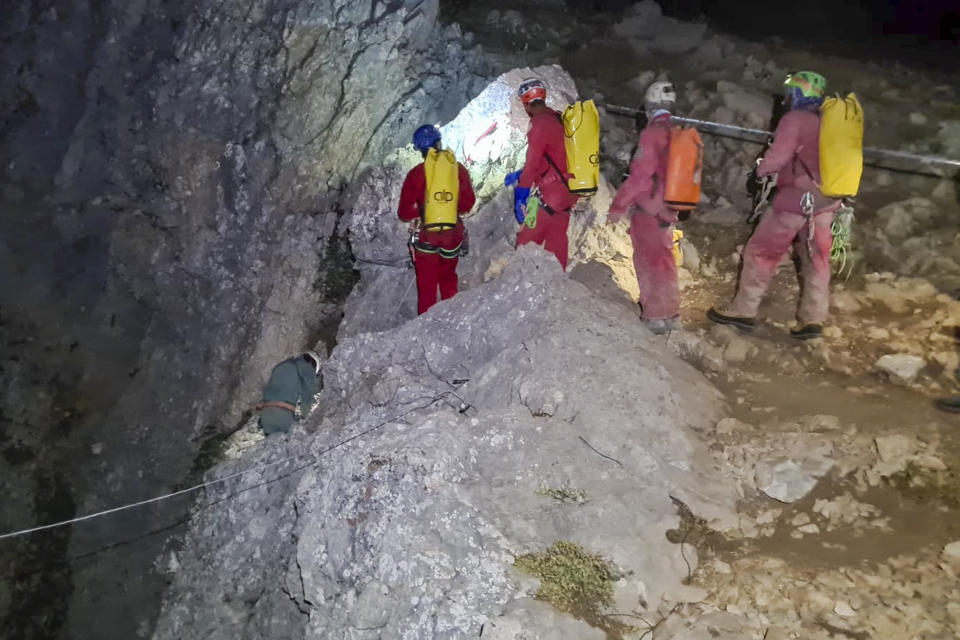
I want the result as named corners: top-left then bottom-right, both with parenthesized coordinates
top-left (152, 249), bottom-right (737, 639)
top-left (0, 2), bottom-right (484, 638)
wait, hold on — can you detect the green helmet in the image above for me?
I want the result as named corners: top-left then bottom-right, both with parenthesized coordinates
top-left (784, 71), bottom-right (827, 99)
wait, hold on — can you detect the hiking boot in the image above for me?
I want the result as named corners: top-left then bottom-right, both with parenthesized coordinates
top-left (935, 397), bottom-right (960, 413)
top-left (707, 307), bottom-right (756, 332)
top-left (790, 324), bottom-right (823, 340)
top-left (643, 316), bottom-right (682, 335)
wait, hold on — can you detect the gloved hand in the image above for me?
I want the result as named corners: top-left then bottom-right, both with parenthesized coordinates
top-left (607, 207), bottom-right (626, 224)
top-left (504, 170), bottom-right (522, 188)
top-left (514, 187), bottom-right (530, 224)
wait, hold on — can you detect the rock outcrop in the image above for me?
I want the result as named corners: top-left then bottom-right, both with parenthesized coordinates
top-left (0, 2), bottom-right (485, 638)
top-left (153, 248), bottom-right (736, 639)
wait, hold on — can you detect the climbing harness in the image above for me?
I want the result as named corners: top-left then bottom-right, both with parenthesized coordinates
top-left (411, 238), bottom-right (463, 259)
top-left (257, 400), bottom-right (297, 413)
top-left (748, 172), bottom-right (777, 224)
top-left (408, 223), bottom-right (419, 265)
top-left (800, 191), bottom-right (817, 248)
top-left (830, 203), bottom-right (855, 279)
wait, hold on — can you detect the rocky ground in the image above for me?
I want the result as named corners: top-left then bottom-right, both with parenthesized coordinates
top-left (3, 0), bottom-right (959, 638)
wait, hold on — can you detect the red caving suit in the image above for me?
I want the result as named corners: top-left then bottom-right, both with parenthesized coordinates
top-left (398, 161), bottom-right (476, 314)
top-left (516, 110), bottom-right (580, 270)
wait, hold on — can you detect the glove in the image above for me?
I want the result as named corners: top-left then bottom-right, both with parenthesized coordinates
top-left (504, 170), bottom-right (522, 188)
top-left (607, 207), bottom-right (626, 224)
top-left (514, 187), bottom-right (530, 224)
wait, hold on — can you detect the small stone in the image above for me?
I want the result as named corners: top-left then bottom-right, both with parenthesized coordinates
top-left (91, 442), bottom-right (104, 455)
top-left (798, 523), bottom-right (820, 534)
top-left (755, 508), bottom-right (781, 525)
top-left (822, 326), bottom-right (843, 339)
top-left (712, 559), bottom-right (732, 574)
top-left (724, 335), bottom-right (755, 364)
top-left (866, 326), bottom-right (890, 340)
top-left (756, 456), bottom-right (833, 503)
top-left (665, 584), bottom-right (709, 603)
top-left (912, 454), bottom-right (946, 471)
top-left (875, 354), bottom-right (926, 384)
top-left (944, 540), bottom-right (960, 561)
top-left (834, 601), bottom-right (856, 617)
top-left (874, 434), bottom-right (917, 462)
top-left (909, 112), bottom-right (927, 125)
top-left (791, 512), bottom-right (811, 527)
top-left (716, 417), bottom-right (753, 434)
top-left (830, 291), bottom-right (862, 313)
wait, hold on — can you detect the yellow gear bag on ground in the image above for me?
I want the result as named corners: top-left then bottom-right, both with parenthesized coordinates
top-left (819, 93), bottom-right (864, 198)
top-left (562, 99), bottom-right (600, 195)
top-left (423, 148), bottom-right (459, 230)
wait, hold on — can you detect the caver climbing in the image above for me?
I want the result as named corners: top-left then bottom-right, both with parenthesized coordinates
top-left (709, 71), bottom-right (849, 340)
top-left (608, 81), bottom-right (702, 335)
top-left (258, 351), bottom-right (322, 436)
top-left (506, 77), bottom-right (581, 270)
top-left (398, 124), bottom-right (476, 314)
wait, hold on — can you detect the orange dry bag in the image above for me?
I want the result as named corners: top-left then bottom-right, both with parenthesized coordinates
top-left (664, 127), bottom-right (703, 211)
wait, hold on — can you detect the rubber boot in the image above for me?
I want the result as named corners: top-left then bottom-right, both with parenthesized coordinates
top-left (790, 324), bottom-right (823, 340)
top-left (707, 307), bottom-right (756, 332)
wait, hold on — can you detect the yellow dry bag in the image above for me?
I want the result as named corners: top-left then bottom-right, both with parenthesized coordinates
top-left (672, 229), bottom-right (684, 267)
top-left (423, 148), bottom-right (460, 230)
top-left (819, 93), bottom-right (864, 199)
top-left (562, 99), bottom-right (600, 195)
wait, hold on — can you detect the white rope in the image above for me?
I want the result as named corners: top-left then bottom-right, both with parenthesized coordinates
top-left (0, 393), bottom-right (458, 541)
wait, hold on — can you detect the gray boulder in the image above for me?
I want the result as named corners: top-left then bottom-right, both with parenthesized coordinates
top-left (152, 248), bottom-right (737, 639)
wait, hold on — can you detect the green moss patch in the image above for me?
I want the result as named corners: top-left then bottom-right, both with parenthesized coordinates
top-left (536, 484), bottom-right (588, 504)
top-left (514, 541), bottom-right (633, 637)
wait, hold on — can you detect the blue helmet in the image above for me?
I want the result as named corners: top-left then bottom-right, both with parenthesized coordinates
top-left (412, 125), bottom-right (441, 151)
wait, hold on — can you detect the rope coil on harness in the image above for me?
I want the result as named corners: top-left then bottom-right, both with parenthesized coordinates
top-left (831, 204), bottom-right (855, 279)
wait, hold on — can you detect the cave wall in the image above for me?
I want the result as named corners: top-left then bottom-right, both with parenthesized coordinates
top-left (0, 1), bottom-right (487, 638)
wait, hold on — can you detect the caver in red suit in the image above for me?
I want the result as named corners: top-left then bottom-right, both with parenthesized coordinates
top-left (608, 110), bottom-right (679, 324)
top-left (513, 80), bottom-right (580, 270)
top-left (722, 108), bottom-right (841, 330)
top-left (398, 126), bottom-right (476, 315)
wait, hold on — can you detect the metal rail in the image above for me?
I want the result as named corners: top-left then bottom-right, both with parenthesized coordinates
top-left (604, 103), bottom-right (960, 176)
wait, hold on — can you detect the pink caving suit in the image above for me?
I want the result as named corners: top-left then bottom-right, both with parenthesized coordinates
top-left (729, 108), bottom-right (841, 324)
top-left (608, 113), bottom-right (679, 321)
